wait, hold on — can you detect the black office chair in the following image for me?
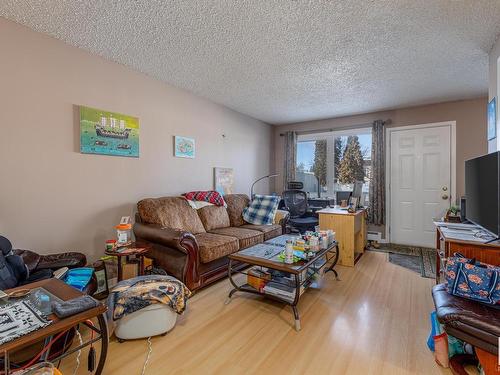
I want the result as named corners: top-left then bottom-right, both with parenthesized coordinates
top-left (282, 190), bottom-right (319, 234)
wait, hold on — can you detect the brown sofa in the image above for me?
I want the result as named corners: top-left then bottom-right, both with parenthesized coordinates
top-left (133, 194), bottom-right (287, 291)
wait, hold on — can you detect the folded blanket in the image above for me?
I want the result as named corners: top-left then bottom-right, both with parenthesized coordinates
top-left (107, 275), bottom-right (191, 322)
top-left (183, 190), bottom-right (226, 207)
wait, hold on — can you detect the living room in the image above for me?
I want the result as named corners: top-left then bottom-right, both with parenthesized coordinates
top-left (1, 2), bottom-right (499, 375)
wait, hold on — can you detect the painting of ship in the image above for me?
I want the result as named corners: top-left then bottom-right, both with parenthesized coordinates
top-left (95, 116), bottom-right (130, 139)
top-left (80, 105), bottom-right (140, 158)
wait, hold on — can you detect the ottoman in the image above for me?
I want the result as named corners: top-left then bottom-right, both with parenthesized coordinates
top-left (115, 303), bottom-right (177, 341)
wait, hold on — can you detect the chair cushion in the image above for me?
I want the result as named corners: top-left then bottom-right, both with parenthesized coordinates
top-left (224, 194), bottom-right (250, 227)
top-left (137, 197), bottom-right (206, 234)
top-left (209, 227), bottom-right (263, 249)
top-left (243, 195), bottom-right (280, 225)
top-left (195, 233), bottom-right (239, 264)
top-left (240, 224), bottom-right (282, 241)
top-left (432, 283), bottom-right (500, 354)
top-left (197, 205), bottom-right (230, 231)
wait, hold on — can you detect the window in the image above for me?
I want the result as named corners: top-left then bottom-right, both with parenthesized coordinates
top-left (296, 129), bottom-right (372, 205)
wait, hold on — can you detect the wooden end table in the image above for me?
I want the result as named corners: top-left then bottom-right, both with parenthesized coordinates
top-left (105, 242), bottom-right (151, 282)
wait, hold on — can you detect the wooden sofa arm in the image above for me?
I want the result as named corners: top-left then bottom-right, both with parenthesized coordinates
top-left (133, 222), bottom-right (200, 290)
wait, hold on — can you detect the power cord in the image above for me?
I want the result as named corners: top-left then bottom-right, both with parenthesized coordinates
top-left (141, 337), bottom-right (153, 375)
top-left (72, 329), bottom-right (83, 375)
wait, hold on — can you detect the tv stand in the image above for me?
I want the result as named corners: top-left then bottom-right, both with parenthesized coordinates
top-left (435, 226), bottom-right (500, 283)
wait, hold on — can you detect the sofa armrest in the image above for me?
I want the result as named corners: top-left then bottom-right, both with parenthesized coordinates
top-left (15, 249), bottom-right (87, 272)
top-left (133, 222), bottom-right (201, 290)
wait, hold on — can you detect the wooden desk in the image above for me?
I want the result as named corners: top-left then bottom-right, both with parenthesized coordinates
top-left (318, 208), bottom-right (367, 266)
top-left (2, 279), bottom-right (108, 374)
top-left (435, 226), bottom-right (500, 283)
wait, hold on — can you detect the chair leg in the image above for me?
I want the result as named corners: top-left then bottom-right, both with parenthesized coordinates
top-left (476, 348), bottom-right (500, 375)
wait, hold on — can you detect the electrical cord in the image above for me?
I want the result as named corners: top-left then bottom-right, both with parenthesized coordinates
top-left (72, 329), bottom-right (83, 375)
top-left (141, 337), bottom-right (152, 375)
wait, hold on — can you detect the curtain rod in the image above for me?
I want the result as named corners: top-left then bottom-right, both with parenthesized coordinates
top-left (278, 119), bottom-right (390, 136)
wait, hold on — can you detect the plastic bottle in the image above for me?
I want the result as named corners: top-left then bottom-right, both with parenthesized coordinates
top-left (285, 240), bottom-right (294, 264)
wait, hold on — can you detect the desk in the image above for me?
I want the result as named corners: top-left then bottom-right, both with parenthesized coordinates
top-left (2, 279), bottom-right (108, 374)
top-left (435, 225), bottom-right (500, 283)
top-left (317, 208), bottom-right (367, 266)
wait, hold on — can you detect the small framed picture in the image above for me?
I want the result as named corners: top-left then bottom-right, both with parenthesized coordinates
top-left (92, 260), bottom-right (109, 299)
top-left (174, 136), bottom-right (195, 158)
top-left (120, 216), bottom-right (131, 225)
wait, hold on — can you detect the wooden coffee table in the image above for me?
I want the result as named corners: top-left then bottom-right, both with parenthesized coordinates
top-left (226, 235), bottom-right (339, 331)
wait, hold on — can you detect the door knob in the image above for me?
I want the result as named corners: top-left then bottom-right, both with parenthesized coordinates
top-left (442, 187), bottom-right (448, 191)
top-left (442, 194), bottom-right (449, 200)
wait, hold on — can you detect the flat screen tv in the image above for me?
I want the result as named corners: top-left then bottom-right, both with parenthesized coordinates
top-left (465, 151), bottom-right (500, 237)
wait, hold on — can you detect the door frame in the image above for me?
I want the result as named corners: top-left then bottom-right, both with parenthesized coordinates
top-left (385, 121), bottom-right (457, 244)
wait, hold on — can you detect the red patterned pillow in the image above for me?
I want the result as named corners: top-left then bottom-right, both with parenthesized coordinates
top-left (183, 191), bottom-right (226, 207)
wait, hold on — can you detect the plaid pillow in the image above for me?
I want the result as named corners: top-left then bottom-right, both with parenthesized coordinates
top-left (243, 195), bottom-right (280, 225)
top-left (183, 191), bottom-right (226, 207)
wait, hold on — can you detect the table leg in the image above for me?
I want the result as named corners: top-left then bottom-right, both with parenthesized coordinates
top-left (139, 255), bottom-right (145, 276)
top-left (4, 350), bottom-right (9, 375)
top-left (225, 259), bottom-right (238, 305)
top-left (325, 244), bottom-right (340, 280)
top-left (95, 313), bottom-right (109, 375)
top-left (292, 273), bottom-right (301, 331)
top-left (117, 258), bottom-right (123, 282)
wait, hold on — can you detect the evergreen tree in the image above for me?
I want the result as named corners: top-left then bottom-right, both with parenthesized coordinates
top-left (338, 136), bottom-right (365, 184)
top-left (312, 140), bottom-right (327, 186)
top-left (334, 137), bottom-right (344, 174)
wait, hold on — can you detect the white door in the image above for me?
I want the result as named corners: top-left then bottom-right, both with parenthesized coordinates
top-left (390, 125), bottom-right (452, 247)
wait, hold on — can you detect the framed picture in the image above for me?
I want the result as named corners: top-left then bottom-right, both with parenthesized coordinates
top-left (488, 97), bottom-right (496, 141)
top-left (214, 167), bottom-right (234, 195)
top-left (174, 136), bottom-right (195, 158)
top-left (92, 260), bottom-right (109, 299)
top-left (80, 105), bottom-right (140, 157)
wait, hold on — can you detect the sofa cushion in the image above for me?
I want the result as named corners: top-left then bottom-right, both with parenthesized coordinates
top-left (209, 227), bottom-right (263, 249)
top-left (197, 205), bottom-right (230, 231)
top-left (195, 233), bottom-right (239, 263)
top-left (224, 194), bottom-right (250, 227)
top-left (240, 224), bottom-right (282, 241)
top-left (137, 197), bottom-right (206, 234)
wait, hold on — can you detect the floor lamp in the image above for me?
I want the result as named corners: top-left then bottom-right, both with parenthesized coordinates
top-left (250, 174), bottom-right (279, 199)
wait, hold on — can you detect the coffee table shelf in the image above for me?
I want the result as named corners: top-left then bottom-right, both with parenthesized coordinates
top-left (226, 235), bottom-right (339, 331)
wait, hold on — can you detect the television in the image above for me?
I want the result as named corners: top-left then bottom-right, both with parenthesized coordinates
top-left (465, 151), bottom-right (500, 237)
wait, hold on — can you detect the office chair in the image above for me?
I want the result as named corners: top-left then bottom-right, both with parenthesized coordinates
top-left (282, 190), bottom-right (319, 234)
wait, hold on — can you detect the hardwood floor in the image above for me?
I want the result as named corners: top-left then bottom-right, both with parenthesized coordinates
top-left (61, 251), bottom-right (450, 374)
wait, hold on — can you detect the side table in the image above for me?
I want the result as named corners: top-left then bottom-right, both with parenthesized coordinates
top-left (105, 242), bottom-right (151, 282)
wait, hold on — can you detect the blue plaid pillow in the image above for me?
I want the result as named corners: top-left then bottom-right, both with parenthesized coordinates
top-left (243, 195), bottom-right (280, 225)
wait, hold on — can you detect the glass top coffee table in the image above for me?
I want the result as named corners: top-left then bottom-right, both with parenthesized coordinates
top-left (226, 234), bottom-right (339, 331)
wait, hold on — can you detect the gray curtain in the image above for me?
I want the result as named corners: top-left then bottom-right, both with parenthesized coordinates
top-left (283, 131), bottom-right (297, 190)
top-left (369, 120), bottom-right (385, 225)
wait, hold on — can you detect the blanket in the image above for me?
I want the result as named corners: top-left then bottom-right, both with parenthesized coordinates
top-left (107, 275), bottom-right (191, 322)
top-left (183, 190), bottom-right (226, 207)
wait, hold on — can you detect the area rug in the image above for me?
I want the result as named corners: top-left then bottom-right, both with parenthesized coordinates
top-left (368, 243), bottom-right (436, 279)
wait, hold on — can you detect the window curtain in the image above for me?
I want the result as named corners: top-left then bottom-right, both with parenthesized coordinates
top-left (283, 131), bottom-right (297, 190)
top-left (369, 120), bottom-right (385, 225)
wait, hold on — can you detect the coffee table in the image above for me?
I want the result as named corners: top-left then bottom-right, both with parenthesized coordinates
top-left (226, 234), bottom-right (339, 331)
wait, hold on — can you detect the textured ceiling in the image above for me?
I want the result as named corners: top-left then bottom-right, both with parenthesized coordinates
top-left (2, 1), bottom-right (500, 124)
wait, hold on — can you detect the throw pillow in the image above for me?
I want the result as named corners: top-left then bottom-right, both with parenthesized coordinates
top-left (242, 195), bottom-right (280, 225)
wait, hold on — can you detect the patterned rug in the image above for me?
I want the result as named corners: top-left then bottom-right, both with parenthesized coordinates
top-left (368, 243), bottom-right (436, 279)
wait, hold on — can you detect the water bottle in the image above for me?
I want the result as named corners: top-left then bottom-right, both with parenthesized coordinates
top-left (285, 240), bottom-right (294, 264)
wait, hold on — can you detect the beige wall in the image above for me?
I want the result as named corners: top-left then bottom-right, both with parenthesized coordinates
top-left (0, 18), bottom-right (272, 260)
top-left (273, 98), bottom-right (488, 201)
